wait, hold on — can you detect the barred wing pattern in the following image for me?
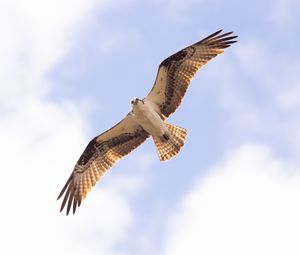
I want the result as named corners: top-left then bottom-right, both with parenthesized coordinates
top-left (145, 30), bottom-right (237, 118)
top-left (57, 115), bottom-right (149, 215)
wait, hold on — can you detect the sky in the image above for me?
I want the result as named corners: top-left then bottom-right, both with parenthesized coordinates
top-left (1, 0), bottom-right (300, 254)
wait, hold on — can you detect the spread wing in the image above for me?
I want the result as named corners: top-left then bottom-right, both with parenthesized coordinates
top-left (57, 114), bottom-right (149, 215)
top-left (145, 30), bottom-right (237, 118)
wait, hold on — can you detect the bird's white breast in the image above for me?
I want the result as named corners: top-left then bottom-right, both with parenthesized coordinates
top-left (132, 101), bottom-right (167, 137)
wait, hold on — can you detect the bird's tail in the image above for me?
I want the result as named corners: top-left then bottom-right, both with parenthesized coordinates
top-left (153, 123), bottom-right (187, 161)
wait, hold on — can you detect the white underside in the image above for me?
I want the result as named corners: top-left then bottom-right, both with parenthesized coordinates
top-left (132, 100), bottom-right (167, 137)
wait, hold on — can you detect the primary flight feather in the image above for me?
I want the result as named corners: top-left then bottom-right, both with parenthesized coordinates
top-left (57, 30), bottom-right (238, 215)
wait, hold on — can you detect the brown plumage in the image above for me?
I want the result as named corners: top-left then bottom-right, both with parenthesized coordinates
top-left (153, 123), bottom-right (187, 161)
top-left (58, 30), bottom-right (237, 215)
top-left (57, 115), bottom-right (149, 215)
top-left (146, 30), bottom-right (237, 118)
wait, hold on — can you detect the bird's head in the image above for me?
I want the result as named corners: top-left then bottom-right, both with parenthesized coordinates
top-left (131, 97), bottom-right (144, 106)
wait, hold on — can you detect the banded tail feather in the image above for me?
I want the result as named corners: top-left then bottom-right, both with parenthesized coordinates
top-left (153, 123), bottom-right (187, 161)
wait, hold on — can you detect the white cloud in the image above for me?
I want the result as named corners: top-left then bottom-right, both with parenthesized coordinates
top-left (161, 143), bottom-right (300, 255)
top-left (0, 0), bottom-right (102, 104)
top-left (200, 36), bottom-right (300, 157)
top-left (234, 40), bottom-right (300, 111)
top-left (0, 1), bottom-right (152, 255)
top-left (203, 35), bottom-right (300, 115)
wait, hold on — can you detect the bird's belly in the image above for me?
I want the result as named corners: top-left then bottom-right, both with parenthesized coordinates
top-left (135, 110), bottom-right (166, 137)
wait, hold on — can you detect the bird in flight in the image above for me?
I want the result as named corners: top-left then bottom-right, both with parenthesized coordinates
top-left (57, 30), bottom-right (238, 215)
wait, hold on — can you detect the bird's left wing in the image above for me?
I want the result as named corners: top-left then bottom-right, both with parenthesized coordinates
top-left (145, 30), bottom-right (237, 118)
top-left (57, 114), bottom-right (149, 215)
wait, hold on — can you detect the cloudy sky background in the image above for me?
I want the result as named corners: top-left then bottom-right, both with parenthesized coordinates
top-left (1, 0), bottom-right (300, 254)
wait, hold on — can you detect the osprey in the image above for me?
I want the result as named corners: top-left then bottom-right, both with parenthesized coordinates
top-left (58, 30), bottom-right (237, 215)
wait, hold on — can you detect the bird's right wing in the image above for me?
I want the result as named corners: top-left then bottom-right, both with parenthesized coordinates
top-left (145, 30), bottom-right (237, 118)
top-left (57, 114), bottom-right (149, 215)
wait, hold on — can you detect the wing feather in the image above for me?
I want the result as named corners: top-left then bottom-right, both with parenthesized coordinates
top-left (57, 114), bottom-right (149, 215)
top-left (145, 30), bottom-right (237, 117)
